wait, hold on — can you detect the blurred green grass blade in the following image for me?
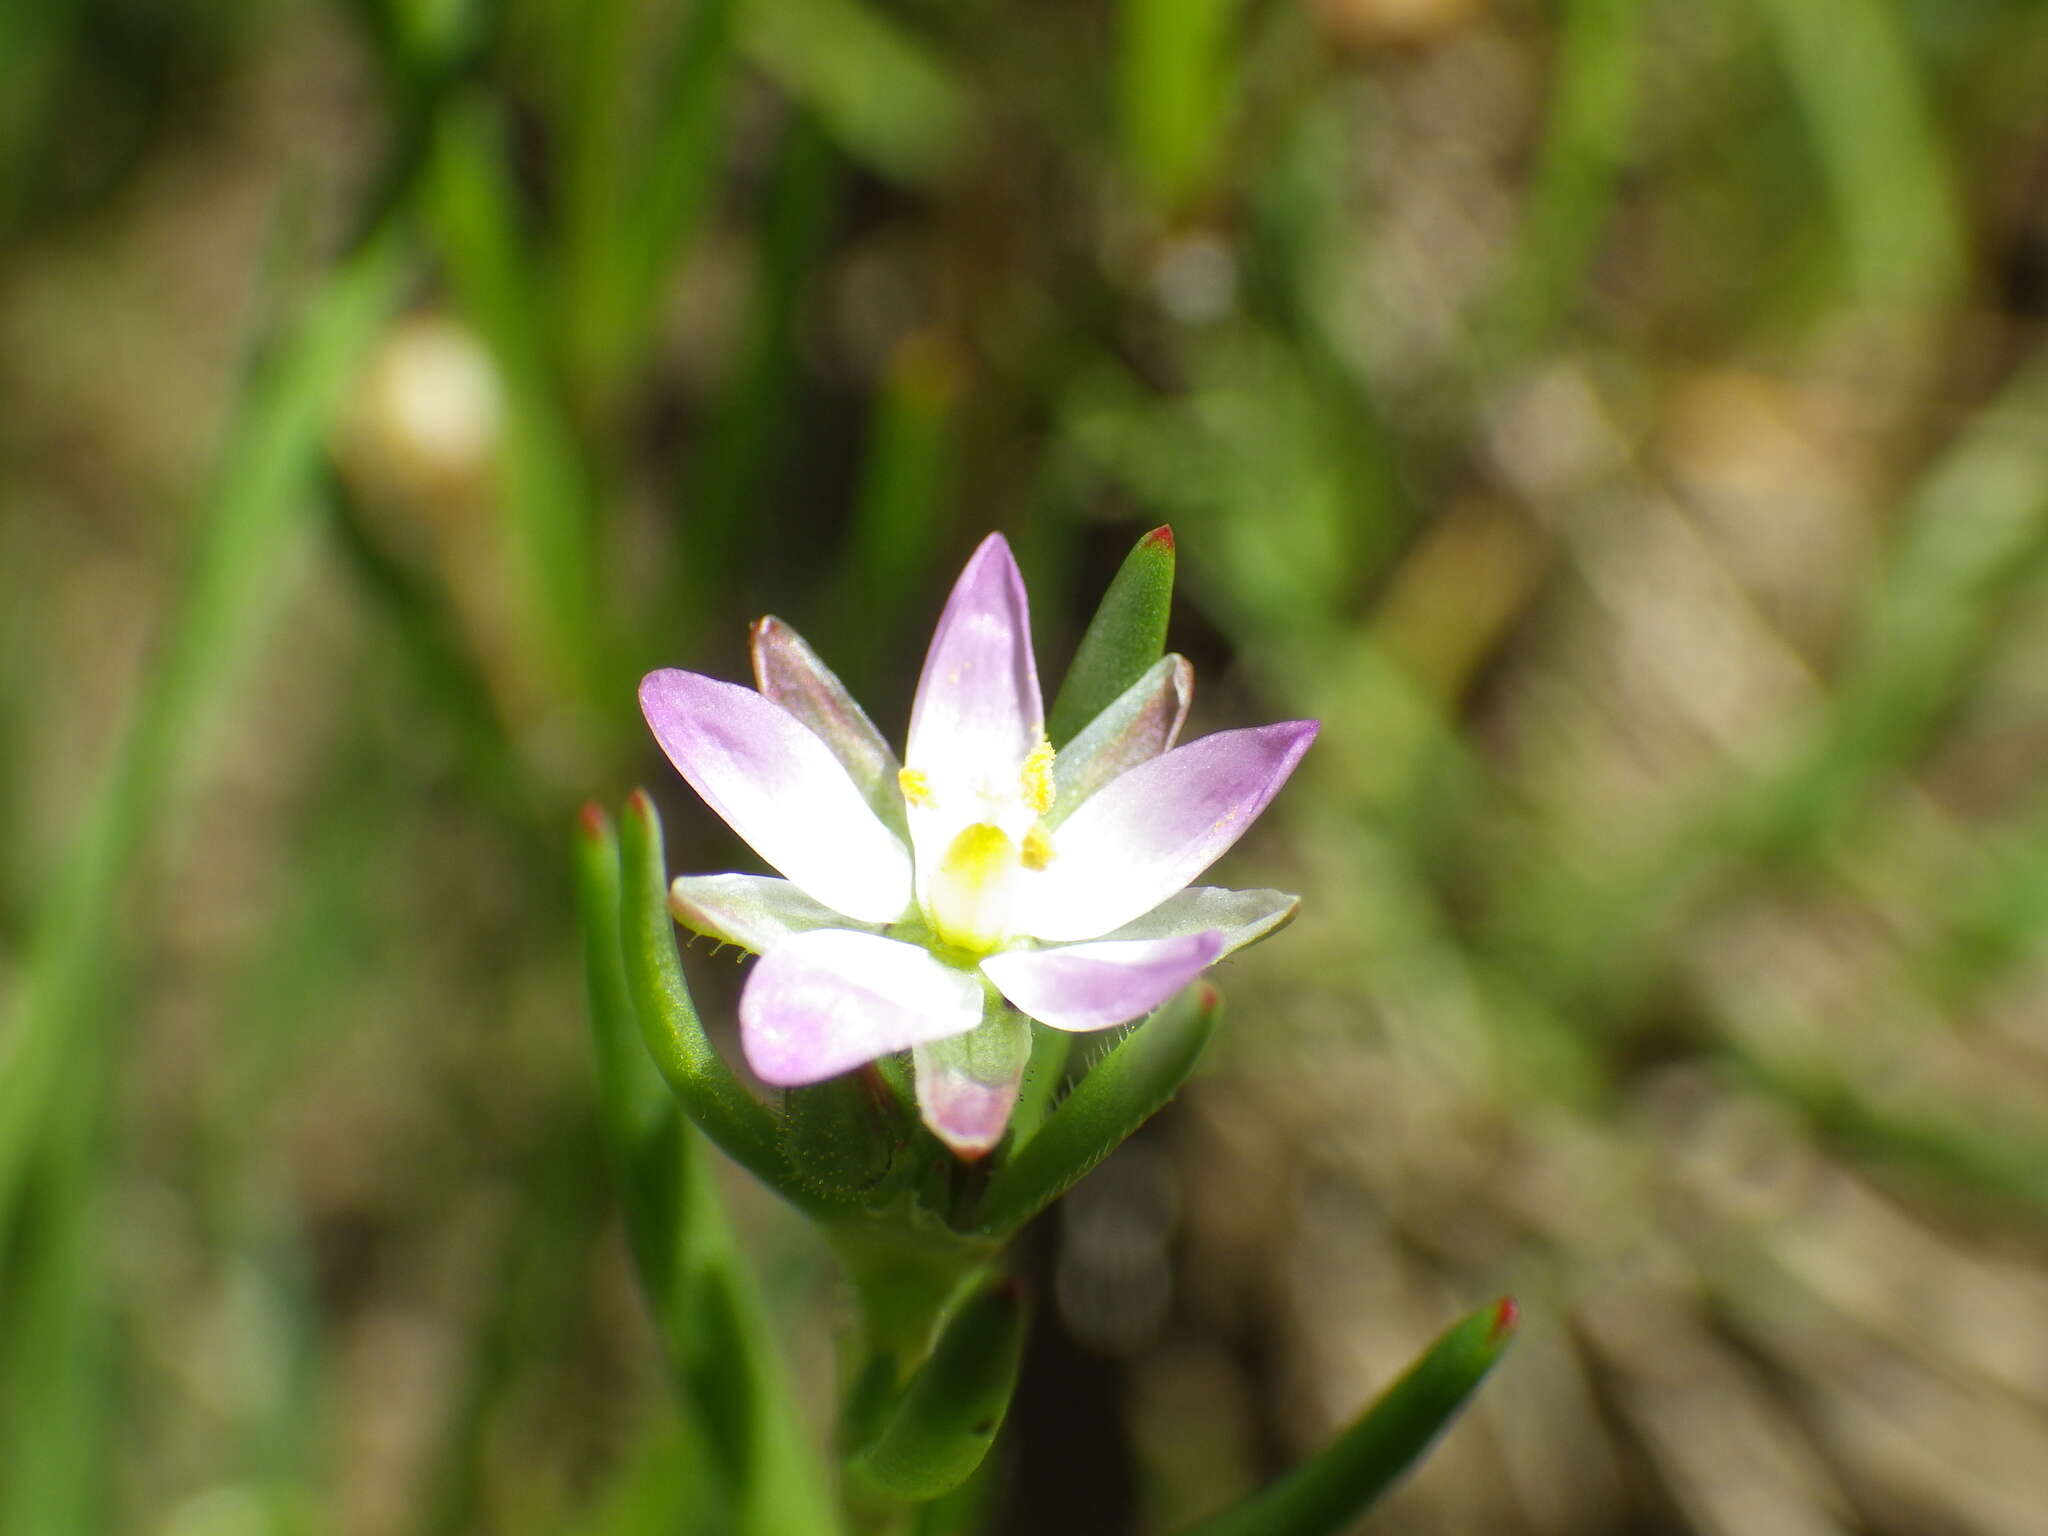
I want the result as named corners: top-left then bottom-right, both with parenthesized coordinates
top-left (1751, 0), bottom-right (1964, 303)
top-left (578, 806), bottom-right (840, 1536)
top-left (614, 792), bottom-right (803, 1198)
top-left (677, 109), bottom-right (841, 620)
top-left (414, 1113), bottom-right (615, 1536)
top-left (1734, 346), bottom-right (2048, 859)
top-left (1730, 1046), bottom-right (2048, 1223)
top-left (554, 0), bottom-right (637, 337)
top-left (1117, 0), bottom-right (1242, 212)
top-left (0, 222), bottom-right (407, 1250)
top-left (1478, 0), bottom-right (1641, 360)
top-left (1046, 525), bottom-right (1175, 747)
top-left (850, 1278), bottom-right (1026, 1502)
top-left (565, 1420), bottom-right (722, 1536)
top-left (975, 985), bottom-right (1216, 1235)
top-left (1178, 1299), bottom-right (1518, 1536)
top-left (740, 0), bottom-right (971, 186)
top-left (426, 93), bottom-right (608, 702)
top-left (828, 333), bottom-right (963, 690)
top-left (0, 0), bottom-right (73, 230)
top-left (321, 465), bottom-right (536, 832)
top-left (1497, 348), bottom-right (2048, 1015)
top-left (571, 0), bottom-right (737, 398)
top-left (0, 1108), bottom-right (114, 1534)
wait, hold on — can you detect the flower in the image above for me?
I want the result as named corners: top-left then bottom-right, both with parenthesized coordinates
top-left (639, 533), bottom-right (1316, 1157)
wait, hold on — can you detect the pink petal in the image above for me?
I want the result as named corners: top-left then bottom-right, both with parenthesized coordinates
top-left (906, 533), bottom-right (1043, 780)
top-left (1017, 721), bottom-right (1318, 942)
top-left (1098, 886), bottom-right (1298, 959)
top-left (739, 929), bottom-right (984, 1086)
top-left (669, 874), bottom-right (858, 954)
top-left (1049, 654), bottom-right (1193, 823)
top-left (912, 1011), bottom-right (1032, 1159)
top-left (641, 670), bottom-right (911, 923)
top-left (981, 932), bottom-right (1225, 1033)
top-left (750, 617), bottom-right (904, 830)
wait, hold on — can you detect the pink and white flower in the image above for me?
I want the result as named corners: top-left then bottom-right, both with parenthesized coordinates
top-left (640, 533), bottom-right (1316, 1157)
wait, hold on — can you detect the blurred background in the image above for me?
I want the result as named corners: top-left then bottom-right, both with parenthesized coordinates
top-left (5, 0), bottom-right (2048, 1531)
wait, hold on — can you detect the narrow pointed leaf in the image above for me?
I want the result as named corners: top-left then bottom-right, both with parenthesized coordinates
top-left (1179, 1299), bottom-right (1519, 1536)
top-left (850, 1279), bottom-right (1028, 1502)
top-left (974, 984), bottom-right (1217, 1235)
top-left (1047, 525), bottom-right (1176, 746)
top-left (1004, 1023), bottom-right (1073, 1149)
top-left (615, 790), bottom-right (796, 1198)
top-left (576, 807), bottom-right (841, 1536)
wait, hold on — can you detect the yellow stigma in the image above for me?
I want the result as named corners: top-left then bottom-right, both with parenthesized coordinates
top-left (927, 822), bottom-right (1018, 954)
top-left (1019, 738), bottom-right (1056, 815)
top-left (1021, 824), bottom-right (1055, 870)
top-left (898, 766), bottom-right (935, 809)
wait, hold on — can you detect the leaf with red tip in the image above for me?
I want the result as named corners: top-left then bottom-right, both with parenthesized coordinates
top-left (1046, 525), bottom-right (1176, 747)
top-left (573, 806), bottom-right (840, 1535)
top-left (615, 790), bottom-right (795, 1195)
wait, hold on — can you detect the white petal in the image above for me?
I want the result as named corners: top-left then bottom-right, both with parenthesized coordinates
top-left (981, 932), bottom-right (1223, 1033)
top-left (641, 669), bottom-right (912, 923)
top-left (669, 874), bottom-right (862, 954)
top-left (1097, 886), bottom-right (1298, 959)
top-left (906, 533), bottom-right (1043, 783)
top-left (1049, 653), bottom-right (1193, 824)
top-left (739, 930), bottom-right (984, 1086)
top-left (1017, 721), bottom-right (1318, 941)
top-left (912, 1009), bottom-right (1032, 1159)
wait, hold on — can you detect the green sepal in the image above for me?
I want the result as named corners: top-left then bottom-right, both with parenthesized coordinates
top-left (973, 984), bottom-right (1218, 1236)
top-left (1003, 1021), bottom-right (1073, 1149)
top-left (1046, 524), bottom-right (1176, 747)
top-left (848, 1278), bottom-right (1028, 1502)
top-left (1178, 1299), bottom-right (1519, 1536)
top-left (615, 791), bottom-right (806, 1205)
top-left (782, 1069), bottom-right (917, 1210)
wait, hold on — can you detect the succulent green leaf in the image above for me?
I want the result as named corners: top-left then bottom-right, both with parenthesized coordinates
top-left (849, 1279), bottom-right (1028, 1502)
top-left (974, 983), bottom-right (1217, 1235)
top-left (782, 1070), bottom-right (915, 1209)
top-left (1178, 1299), bottom-right (1519, 1536)
top-left (614, 790), bottom-right (795, 1197)
top-left (575, 806), bottom-right (841, 1536)
top-left (1004, 1023), bottom-right (1073, 1149)
top-left (1047, 525), bottom-right (1176, 747)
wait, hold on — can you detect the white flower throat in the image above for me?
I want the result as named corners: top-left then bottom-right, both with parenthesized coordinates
top-left (899, 739), bottom-right (1057, 954)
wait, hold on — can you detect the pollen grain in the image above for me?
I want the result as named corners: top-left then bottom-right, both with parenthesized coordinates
top-left (1019, 739), bottom-right (1056, 815)
top-left (1021, 824), bottom-right (1055, 870)
top-left (898, 766), bottom-right (935, 808)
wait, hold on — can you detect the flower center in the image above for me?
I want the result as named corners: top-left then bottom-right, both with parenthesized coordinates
top-left (927, 822), bottom-right (1018, 953)
top-left (899, 738), bottom-right (1059, 952)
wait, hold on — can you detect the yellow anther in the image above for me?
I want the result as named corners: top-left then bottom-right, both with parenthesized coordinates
top-left (898, 766), bottom-right (935, 809)
top-left (1021, 824), bottom-right (1055, 871)
top-left (1019, 738), bottom-right (1056, 815)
